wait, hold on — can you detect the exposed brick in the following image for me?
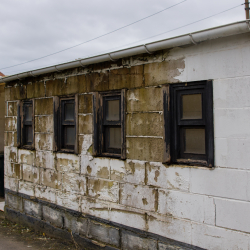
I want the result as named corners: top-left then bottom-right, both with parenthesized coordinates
top-left (5, 117), bottom-right (17, 131)
top-left (5, 85), bottom-right (26, 101)
top-left (109, 66), bottom-right (143, 90)
top-left (18, 149), bottom-right (34, 165)
top-left (62, 172), bottom-right (86, 195)
top-left (78, 134), bottom-right (92, 155)
top-left (56, 153), bottom-right (79, 173)
top-left (81, 156), bottom-right (110, 179)
top-left (23, 164), bottom-right (39, 184)
top-left (126, 112), bottom-right (163, 136)
top-left (9, 163), bottom-right (22, 179)
top-left (27, 81), bottom-right (45, 98)
top-left (4, 132), bottom-right (17, 147)
top-left (35, 150), bottom-right (55, 169)
top-left (18, 180), bottom-right (35, 196)
top-left (40, 168), bottom-right (62, 189)
top-left (35, 133), bottom-right (53, 151)
top-left (35, 115), bottom-right (53, 133)
top-left (84, 72), bottom-right (109, 92)
top-left (88, 178), bottom-right (119, 203)
top-left (35, 98), bottom-right (53, 115)
top-left (4, 146), bottom-right (17, 163)
top-left (120, 183), bottom-right (157, 211)
top-left (35, 185), bottom-right (56, 204)
top-left (46, 77), bottom-right (79, 96)
top-left (127, 87), bottom-right (162, 112)
top-left (79, 94), bottom-right (93, 113)
top-left (127, 137), bottom-right (164, 162)
top-left (79, 114), bottom-right (93, 134)
top-left (6, 101), bottom-right (17, 116)
top-left (144, 59), bottom-right (184, 86)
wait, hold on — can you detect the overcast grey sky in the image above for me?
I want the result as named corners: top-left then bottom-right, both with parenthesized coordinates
top-left (0, 0), bottom-right (246, 76)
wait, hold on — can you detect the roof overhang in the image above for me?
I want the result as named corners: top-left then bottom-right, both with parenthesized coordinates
top-left (1, 20), bottom-right (250, 84)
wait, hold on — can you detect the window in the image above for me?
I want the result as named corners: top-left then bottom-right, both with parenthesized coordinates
top-left (17, 100), bottom-right (34, 149)
top-left (53, 95), bottom-right (78, 153)
top-left (164, 81), bottom-right (214, 167)
top-left (93, 90), bottom-right (126, 159)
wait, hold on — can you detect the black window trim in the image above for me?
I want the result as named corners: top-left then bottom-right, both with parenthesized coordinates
top-left (17, 99), bottom-right (35, 150)
top-left (93, 90), bottom-right (126, 159)
top-left (53, 94), bottom-right (78, 154)
top-left (163, 80), bottom-right (214, 167)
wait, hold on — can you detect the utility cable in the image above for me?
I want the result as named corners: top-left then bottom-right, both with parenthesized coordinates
top-left (51, 2), bottom-right (245, 68)
top-left (0, 0), bottom-right (187, 71)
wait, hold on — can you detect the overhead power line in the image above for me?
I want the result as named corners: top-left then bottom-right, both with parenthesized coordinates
top-left (0, 0), bottom-right (187, 71)
top-left (53, 2), bottom-right (245, 67)
top-left (130, 3), bottom-right (244, 44)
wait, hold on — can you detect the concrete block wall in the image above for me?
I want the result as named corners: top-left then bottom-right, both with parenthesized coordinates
top-left (4, 32), bottom-right (250, 249)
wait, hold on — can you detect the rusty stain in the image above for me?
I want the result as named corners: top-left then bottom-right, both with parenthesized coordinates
top-left (142, 198), bottom-right (148, 205)
top-left (97, 167), bottom-right (109, 179)
top-left (87, 165), bottom-right (92, 174)
top-left (154, 170), bottom-right (160, 182)
top-left (128, 161), bottom-right (135, 174)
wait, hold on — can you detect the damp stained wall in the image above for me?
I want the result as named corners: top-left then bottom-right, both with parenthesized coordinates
top-left (4, 32), bottom-right (250, 250)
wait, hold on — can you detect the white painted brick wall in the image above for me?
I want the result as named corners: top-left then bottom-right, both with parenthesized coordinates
top-left (191, 222), bottom-right (250, 250)
top-left (215, 198), bottom-right (250, 233)
top-left (189, 168), bottom-right (250, 202)
top-left (146, 162), bottom-right (190, 192)
top-left (158, 189), bottom-right (215, 225)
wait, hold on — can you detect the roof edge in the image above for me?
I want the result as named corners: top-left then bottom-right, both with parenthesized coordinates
top-left (1, 20), bottom-right (250, 84)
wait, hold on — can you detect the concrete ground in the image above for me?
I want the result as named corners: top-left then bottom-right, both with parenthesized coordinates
top-left (0, 203), bottom-right (79, 250)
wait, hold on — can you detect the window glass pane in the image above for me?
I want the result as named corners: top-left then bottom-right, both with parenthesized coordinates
top-left (106, 100), bottom-right (120, 121)
top-left (26, 126), bottom-right (33, 144)
top-left (185, 128), bottom-right (205, 154)
top-left (182, 94), bottom-right (202, 119)
top-left (65, 126), bottom-right (75, 145)
top-left (65, 103), bottom-right (74, 120)
top-left (24, 105), bottom-right (32, 122)
top-left (109, 127), bottom-right (121, 148)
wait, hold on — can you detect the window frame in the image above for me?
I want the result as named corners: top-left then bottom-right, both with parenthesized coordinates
top-left (17, 99), bottom-right (35, 150)
top-left (93, 90), bottom-right (126, 159)
top-left (53, 94), bottom-right (78, 154)
top-left (164, 81), bottom-right (214, 167)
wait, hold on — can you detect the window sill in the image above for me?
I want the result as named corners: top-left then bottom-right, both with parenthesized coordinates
top-left (174, 158), bottom-right (213, 168)
top-left (18, 146), bottom-right (35, 151)
top-left (99, 152), bottom-right (123, 159)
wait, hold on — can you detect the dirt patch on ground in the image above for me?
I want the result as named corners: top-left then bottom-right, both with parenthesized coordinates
top-left (0, 210), bottom-right (80, 250)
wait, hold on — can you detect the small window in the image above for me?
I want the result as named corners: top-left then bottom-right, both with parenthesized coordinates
top-left (53, 95), bottom-right (78, 153)
top-left (17, 100), bottom-right (34, 149)
top-left (164, 81), bottom-right (214, 167)
top-left (93, 90), bottom-right (126, 159)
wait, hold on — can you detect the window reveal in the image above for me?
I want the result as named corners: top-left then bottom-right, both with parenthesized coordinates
top-left (53, 95), bottom-right (78, 154)
top-left (164, 81), bottom-right (214, 167)
top-left (17, 100), bottom-right (34, 149)
top-left (93, 90), bottom-right (126, 159)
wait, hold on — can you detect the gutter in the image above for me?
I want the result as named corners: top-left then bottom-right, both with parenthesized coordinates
top-left (1, 20), bottom-right (250, 84)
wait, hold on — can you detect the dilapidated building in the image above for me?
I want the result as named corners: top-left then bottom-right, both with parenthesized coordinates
top-left (2, 20), bottom-right (250, 249)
